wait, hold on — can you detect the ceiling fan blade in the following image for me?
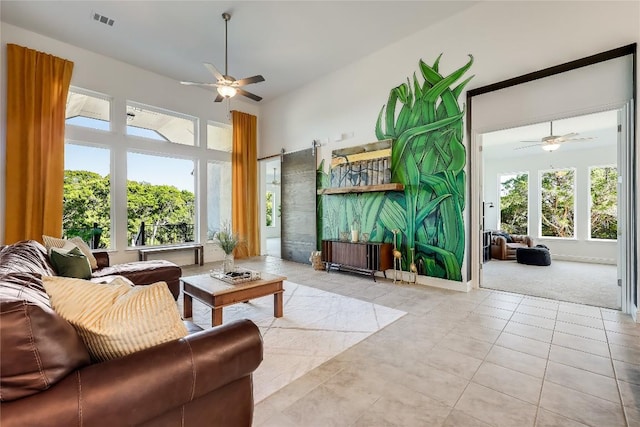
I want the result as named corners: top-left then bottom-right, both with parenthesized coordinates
top-left (562, 137), bottom-right (595, 143)
top-left (214, 94), bottom-right (225, 103)
top-left (514, 143), bottom-right (543, 150)
top-left (203, 63), bottom-right (224, 81)
top-left (237, 88), bottom-right (262, 102)
top-left (559, 132), bottom-right (578, 139)
top-left (235, 75), bottom-right (265, 87)
top-left (520, 139), bottom-right (544, 143)
top-left (181, 81), bottom-right (218, 87)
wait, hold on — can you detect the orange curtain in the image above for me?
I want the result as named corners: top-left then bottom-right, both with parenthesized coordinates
top-left (231, 110), bottom-right (259, 258)
top-left (4, 44), bottom-right (74, 244)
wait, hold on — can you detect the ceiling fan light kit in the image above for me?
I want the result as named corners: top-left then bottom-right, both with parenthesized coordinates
top-left (180, 12), bottom-right (265, 102)
top-left (217, 85), bottom-right (237, 98)
top-left (541, 143), bottom-right (561, 152)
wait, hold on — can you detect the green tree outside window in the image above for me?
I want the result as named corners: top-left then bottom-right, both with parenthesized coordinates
top-left (499, 173), bottom-right (528, 235)
top-left (590, 166), bottom-right (617, 240)
top-left (541, 169), bottom-right (575, 238)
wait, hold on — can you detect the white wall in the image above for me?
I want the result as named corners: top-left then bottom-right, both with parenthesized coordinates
top-left (0, 22), bottom-right (260, 266)
top-left (259, 1), bottom-right (639, 283)
top-left (484, 145), bottom-right (617, 264)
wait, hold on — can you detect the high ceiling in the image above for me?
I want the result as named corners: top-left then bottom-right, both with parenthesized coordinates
top-left (1, 1), bottom-right (477, 103)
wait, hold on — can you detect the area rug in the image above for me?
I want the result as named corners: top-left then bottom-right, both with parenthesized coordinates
top-left (182, 281), bottom-right (406, 403)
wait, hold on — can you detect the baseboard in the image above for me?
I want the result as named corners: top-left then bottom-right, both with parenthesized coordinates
top-left (382, 270), bottom-right (470, 292)
top-left (552, 254), bottom-right (616, 265)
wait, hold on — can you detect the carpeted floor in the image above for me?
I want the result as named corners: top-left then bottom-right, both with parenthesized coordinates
top-left (482, 259), bottom-right (619, 309)
top-left (178, 279), bottom-right (406, 403)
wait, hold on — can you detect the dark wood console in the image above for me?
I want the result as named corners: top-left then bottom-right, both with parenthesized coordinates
top-left (321, 240), bottom-right (392, 281)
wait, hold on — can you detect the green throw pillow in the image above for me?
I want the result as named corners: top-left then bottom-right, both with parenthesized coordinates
top-left (50, 246), bottom-right (92, 279)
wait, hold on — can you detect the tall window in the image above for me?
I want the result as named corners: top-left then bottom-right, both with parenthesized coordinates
top-left (207, 121), bottom-right (232, 152)
top-left (63, 144), bottom-right (111, 248)
top-left (126, 102), bottom-right (197, 146)
top-left (207, 161), bottom-right (232, 240)
top-left (66, 88), bottom-right (111, 131)
top-left (127, 153), bottom-right (195, 246)
top-left (540, 168), bottom-right (575, 238)
top-left (590, 166), bottom-right (618, 240)
top-left (499, 172), bottom-right (528, 234)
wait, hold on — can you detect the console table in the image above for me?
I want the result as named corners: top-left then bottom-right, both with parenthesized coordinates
top-left (138, 243), bottom-right (204, 266)
top-left (321, 240), bottom-right (392, 281)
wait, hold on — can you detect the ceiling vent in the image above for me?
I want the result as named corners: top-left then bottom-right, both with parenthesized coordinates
top-left (92, 12), bottom-right (114, 27)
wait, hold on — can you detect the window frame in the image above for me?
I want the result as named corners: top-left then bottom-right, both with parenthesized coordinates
top-left (538, 167), bottom-right (577, 240)
top-left (125, 100), bottom-right (199, 147)
top-left (497, 171), bottom-right (530, 236)
top-left (588, 164), bottom-right (618, 242)
top-left (65, 86), bottom-right (113, 133)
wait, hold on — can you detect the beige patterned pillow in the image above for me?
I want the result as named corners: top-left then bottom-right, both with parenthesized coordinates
top-left (42, 235), bottom-right (98, 270)
top-left (42, 276), bottom-right (188, 362)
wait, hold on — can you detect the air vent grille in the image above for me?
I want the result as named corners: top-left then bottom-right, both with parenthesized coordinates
top-left (92, 12), bottom-right (114, 27)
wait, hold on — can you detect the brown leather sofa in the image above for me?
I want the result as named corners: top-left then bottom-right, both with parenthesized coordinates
top-left (0, 240), bottom-right (263, 426)
top-left (491, 233), bottom-right (533, 260)
top-left (91, 251), bottom-right (182, 299)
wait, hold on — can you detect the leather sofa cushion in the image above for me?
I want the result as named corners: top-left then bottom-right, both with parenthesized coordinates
top-left (91, 260), bottom-right (181, 286)
top-left (0, 273), bottom-right (90, 401)
top-left (0, 240), bottom-right (55, 277)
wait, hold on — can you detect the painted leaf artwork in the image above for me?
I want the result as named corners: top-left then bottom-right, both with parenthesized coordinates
top-left (318, 54), bottom-right (473, 281)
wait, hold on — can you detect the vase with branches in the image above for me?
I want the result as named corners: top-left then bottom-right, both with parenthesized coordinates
top-left (213, 222), bottom-right (241, 272)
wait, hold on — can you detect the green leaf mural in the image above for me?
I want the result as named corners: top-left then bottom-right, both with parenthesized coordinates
top-left (319, 54), bottom-right (473, 281)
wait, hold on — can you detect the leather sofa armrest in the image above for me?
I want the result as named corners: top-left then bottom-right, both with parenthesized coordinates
top-left (93, 251), bottom-right (110, 269)
top-left (490, 235), bottom-right (507, 259)
top-left (0, 319), bottom-right (263, 427)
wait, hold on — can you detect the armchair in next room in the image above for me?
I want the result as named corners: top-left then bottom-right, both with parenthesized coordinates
top-left (490, 232), bottom-right (533, 260)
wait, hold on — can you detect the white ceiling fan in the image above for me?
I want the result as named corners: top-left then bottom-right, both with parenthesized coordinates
top-left (180, 12), bottom-right (265, 102)
top-left (516, 121), bottom-right (594, 152)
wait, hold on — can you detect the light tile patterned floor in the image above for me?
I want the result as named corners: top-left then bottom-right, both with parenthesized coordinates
top-left (182, 257), bottom-right (640, 427)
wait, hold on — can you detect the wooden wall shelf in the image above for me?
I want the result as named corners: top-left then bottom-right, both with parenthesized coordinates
top-left (321, 240), bottom-right (392, 281)
top-left (317, 183), bottom-right (404, 195)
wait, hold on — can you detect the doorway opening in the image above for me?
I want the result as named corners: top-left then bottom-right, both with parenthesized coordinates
top-left (261, 159), bottom-right (281, 258)
top-left (480, 110), bottom-right (620, 309)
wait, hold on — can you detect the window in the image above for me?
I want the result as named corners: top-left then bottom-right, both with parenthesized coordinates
top-left (63, 144), bottom-right (111, 248)
top-left (127, 153), bottom-right (196, 246)
top-left (207, 161), bottom-right (232, 240)
top-left (499, 172), bottom-right (528, 234)
top-left (590, 166), bottom-right (618, 240)
top-left (65, 88), bottom-right (111, 131)
top-left (126, 102), bottom-right (197, 146)
top-left (207, 121), bottom-right (232, 152)
top-left (540, 168), bottom-right (575, 238)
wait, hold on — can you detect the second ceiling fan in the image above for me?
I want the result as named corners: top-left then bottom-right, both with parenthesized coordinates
top-left (181, 12), bottom-right (265, 102)
top-left (516, 121), bottom-right (594, 152)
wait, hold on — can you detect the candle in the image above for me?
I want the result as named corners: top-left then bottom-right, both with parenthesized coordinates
top-left (351, 230), bottom-right (359, 242)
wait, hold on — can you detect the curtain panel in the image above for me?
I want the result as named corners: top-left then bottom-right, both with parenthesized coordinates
top-left (231, 110), bottom-right (259, 258)
top-left (4, 44), bottom-right (74, 244)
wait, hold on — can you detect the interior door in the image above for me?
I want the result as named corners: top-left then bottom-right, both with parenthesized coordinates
top-left (281, 148), bottom-right (317, 264)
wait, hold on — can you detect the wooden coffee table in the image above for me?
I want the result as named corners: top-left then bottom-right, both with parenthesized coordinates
top-left (181, 272), bottom-right (287, 326)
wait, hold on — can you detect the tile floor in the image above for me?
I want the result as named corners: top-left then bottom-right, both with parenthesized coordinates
top-left (182, 257), bottom-right (640, 427)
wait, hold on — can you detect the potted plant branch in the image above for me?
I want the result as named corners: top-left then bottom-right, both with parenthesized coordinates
top-left (213, 222), bottom-right (241, 273)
